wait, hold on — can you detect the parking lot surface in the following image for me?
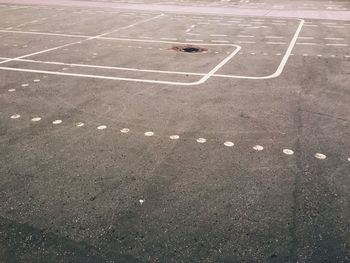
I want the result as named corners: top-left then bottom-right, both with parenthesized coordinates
top-left (0, 0), bottom-right (349, 262)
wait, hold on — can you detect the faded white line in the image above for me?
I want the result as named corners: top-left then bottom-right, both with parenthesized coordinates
top-left (326, 43), bottom-right (348, 46)
top-left (324, 37), bottom-right (344, 40)
top-left (215, 19), bottom-right (305, 80)
top-left (0, 14), bottom-right (165, 66)
top-left (296, 42), bottom-right (318, 45)
top-left (237, 35), bottom-right (254, 38)
top-left (266, 41), bottom-right (286, 45)
top-left (0, 44), bottom-right (241, 86)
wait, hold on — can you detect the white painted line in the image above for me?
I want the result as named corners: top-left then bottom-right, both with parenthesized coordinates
top-left (237, 41), bottom-right (256, 44)
top-left (215, 19), bottom-right (305, 80)
top-left (327, 25), bottom-right (345, 28)
top-left (266, 42), bottom-right (286, 45)
top-left (160, 37), bottom-right (177, 41)
top-left (237, 35), bottom-right (254, 38)
top-left (271, 23), bottom-right (287, 26)
top-left (296, 42), bottom-right (318, 45)
top-left (169, 135), bottom-right (180, 140)
top-left (326, 43), bottom-right (348, 46)
top-left (186, 33), bottom-right (200, 36)
top-left (7, 57), bottom-right (200, 75)
top-left (0, 14), bottom-right (165, 66)
top-left (97, 125), bottom-right (107, 130)
top-left (265, 36), bottom-right (284, 39)
top-left (324, 37), bottom-right (344, 40)
top-left (210, 34), bottom-right (227, 37)
top-left (0, 29), bottom-right (89, 38)
top-left (211, 40), bottom-right (229, 43)
top-left (0, 19), bottom-right (303, 83)
top-left (0, 44), bottom-right (241, 86)
top-left (185, 39), bottom-right (203, 42)
top-left (185, 24), bottom-right (196, 33)
top-left (298, 36), bottom-right (314, 39)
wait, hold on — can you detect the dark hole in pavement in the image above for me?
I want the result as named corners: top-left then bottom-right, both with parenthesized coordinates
top-left (171, 45), bottom-right (208, 53)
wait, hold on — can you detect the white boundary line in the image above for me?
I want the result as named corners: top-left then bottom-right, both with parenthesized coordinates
top-left (0, 57), bottom-right (205, 76)
top-left (215, 19), bottom-right (305, 79)
top-left (0, 13), bottom-right (165, 65)
top-left (0, 46), bottom-right (241, 86)
top-left (0, 19), bottom-right (304, 84)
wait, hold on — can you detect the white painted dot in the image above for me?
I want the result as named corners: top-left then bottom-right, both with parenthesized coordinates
top-left (120, 128), bottom-right (130, 133)
top-left (253, 145), bottom-right (264, 151)
top-left (52, 119), bottom-right (62, 125)
top-left (197, 138), bottom-right (207, 143)
top-left (144, 131), bottom-right (154, 136)
top-left (97, 125), bottom-right (107, 130)
top-left (283, 149), bottom-right (294, 155)
top-left (314, 153), bottom-right (327, 160)
top-left (76, 122), bottom-right (85, 127)
top-left (347, 158), bottom-right (350, 162)
top-left (31, 117), bottom-right (41, 122)
top-left (10, 114), bottom-right (20, 119)
top-left (139, 199), bottom-right (145, 205)
top-left (169, 135), bottom-right (180, 140)
top-left (21, 84), bottom-right (29, 87)
top-left (8, 88), bottom-right (16, 92)
top-left (33, 79), bottom-right (40, 82)
top-left (224, 141), bottom-right (234, 147)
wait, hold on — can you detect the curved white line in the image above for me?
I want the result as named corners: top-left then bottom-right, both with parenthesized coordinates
top-left (213, 19), bottom-right (305, 80)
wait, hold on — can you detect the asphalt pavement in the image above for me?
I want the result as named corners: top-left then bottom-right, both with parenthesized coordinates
top-left (0, 0), bottom-right (349, 262)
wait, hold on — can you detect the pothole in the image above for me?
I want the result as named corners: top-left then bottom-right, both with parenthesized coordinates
top-left (171, 45), bottom-right (208, 53)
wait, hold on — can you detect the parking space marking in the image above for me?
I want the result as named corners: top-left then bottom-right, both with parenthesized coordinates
top-left (326, 43), bottom-right (348, 46)
top-left (216, 19), bottom-right (305, 80)
top-left (0, 43), bottom-right (241, 85)
top-left (0, 18), bottom-right (308, 82)
top-left (0, 14), bottom-right (165, 66)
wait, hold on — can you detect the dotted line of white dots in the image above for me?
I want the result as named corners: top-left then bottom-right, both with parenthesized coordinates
top-left (9, 114), bottom-right (348, 162)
